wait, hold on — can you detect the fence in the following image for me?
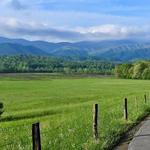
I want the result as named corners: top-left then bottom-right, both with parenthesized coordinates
top-left (0, 94), bottom-right (149, 150)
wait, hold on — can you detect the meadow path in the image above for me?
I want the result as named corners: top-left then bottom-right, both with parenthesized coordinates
top-left (128, 116), bottom-right (150, 150)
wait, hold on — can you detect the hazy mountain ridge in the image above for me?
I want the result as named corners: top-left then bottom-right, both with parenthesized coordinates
top-left (0, 43), bottom-right (49, 56)
top-left (0, 37), bottom-right (150, 61)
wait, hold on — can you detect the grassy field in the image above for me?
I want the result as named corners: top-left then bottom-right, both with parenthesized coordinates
top-left (0, 73), bottom-right (150, 150)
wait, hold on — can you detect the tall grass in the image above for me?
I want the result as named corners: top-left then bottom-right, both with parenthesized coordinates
top-left (0, 76), bottom-right (150, 149)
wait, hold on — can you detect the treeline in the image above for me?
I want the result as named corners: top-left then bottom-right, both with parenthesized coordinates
top-left (0, 55), bottom-right (115, 74)
top-left (115, 61), bottom-right (150, 79)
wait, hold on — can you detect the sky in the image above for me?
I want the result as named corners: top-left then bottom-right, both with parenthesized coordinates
top-left (0, 0), bottom-right (150, 42)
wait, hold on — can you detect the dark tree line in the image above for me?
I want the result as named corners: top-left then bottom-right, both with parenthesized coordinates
top-left (115, 61), bottom-right (150, 79)
top-left (0, 55), bottom-right (115, 74)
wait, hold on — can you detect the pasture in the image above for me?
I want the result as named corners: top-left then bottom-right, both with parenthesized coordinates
top-left (0, 74), bottom-right (150, 150)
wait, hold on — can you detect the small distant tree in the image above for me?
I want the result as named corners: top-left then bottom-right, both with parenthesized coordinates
top-left (0, 102), bottom-right (4, 117)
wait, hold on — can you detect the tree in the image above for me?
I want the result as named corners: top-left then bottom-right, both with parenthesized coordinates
top-left (115, 63), bottom-right (132, 78)
top-left (0, 55), bottom-right (115, 74)
top-left (132, 62), bottom-right (147, 79)
top-left (142, 68), bottom-right (150, 79)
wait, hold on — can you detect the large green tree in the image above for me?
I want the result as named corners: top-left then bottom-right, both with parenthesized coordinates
top-left (115, 61), bottom-right (150, 80)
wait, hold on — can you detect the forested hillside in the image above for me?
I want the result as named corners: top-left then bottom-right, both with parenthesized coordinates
top-left (115, 61), bottom-right (150, 79)
top-left (0, 55), bottom-right (114, 74)
top-left (1, 37), bottom-right (150, 62)
top-left (0, 43), bottom-right (48, 56)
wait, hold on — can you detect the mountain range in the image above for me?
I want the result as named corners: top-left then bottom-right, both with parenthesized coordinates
top-left (0, 37), bottom-right (150, 62)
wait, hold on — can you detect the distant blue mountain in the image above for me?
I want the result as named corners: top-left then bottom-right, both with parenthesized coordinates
top-left (0, 42), bottom-right (48, 56)
top-left (0, 37), bottom-right (150, 61)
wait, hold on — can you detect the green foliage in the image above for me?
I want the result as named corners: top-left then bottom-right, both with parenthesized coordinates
top-left (0, 55), bottom-right (115, 75)
top-left (115, 63), bottom-right (133, 78)
top-left (142, 68), bottom-right (150, 79)
top-left (132, 62), bottom-right (148, 79)
top-left (115, 61), bottom-right (150, 79)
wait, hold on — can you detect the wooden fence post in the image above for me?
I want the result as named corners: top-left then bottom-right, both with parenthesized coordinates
top-left (144, 94), bottom-right (147, 104)
top-left (124, 98), bottom-right (128, 121)
top-left (32, 122), bottom-right (41, 150)
top-left (93, 104), bottom-right (98, 140)
top-left (135, 96), bottom-right (138, 112)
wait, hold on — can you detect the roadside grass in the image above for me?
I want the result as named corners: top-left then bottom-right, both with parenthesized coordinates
top-left (0, 75), bottom-right (150, 149)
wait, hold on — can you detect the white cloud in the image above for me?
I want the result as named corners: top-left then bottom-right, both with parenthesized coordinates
top-left (76, 24), bottom-right (149, 36)
top-left (0, 16), bottom-right (150, 42)
top-left (69, 24), bottom-right (150, 41)
top-left (0, 0), bottom-right (150, 42)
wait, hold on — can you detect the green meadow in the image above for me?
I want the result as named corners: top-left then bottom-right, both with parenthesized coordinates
top-left (0, 74), bottom-right (150, 150)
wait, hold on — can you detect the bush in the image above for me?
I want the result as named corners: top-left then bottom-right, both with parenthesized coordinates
top-left (0, 102), bottom-right (4, 116)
